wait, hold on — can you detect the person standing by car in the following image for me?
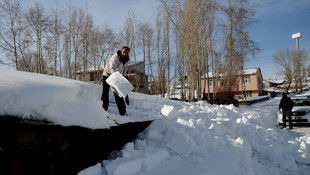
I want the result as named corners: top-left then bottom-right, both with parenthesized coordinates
top-left (278, 93), bottom-right (294, 129)
top-left (101, 46), bottom-right (130, 116)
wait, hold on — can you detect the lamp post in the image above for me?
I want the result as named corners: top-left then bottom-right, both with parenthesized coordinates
top-left (292, 32), bottom-right (302, 50)
top-left (292, 32), bottom-right (302, 92)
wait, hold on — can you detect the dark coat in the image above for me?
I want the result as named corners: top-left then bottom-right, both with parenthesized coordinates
top-left (279, 96), bottom-right (294, 111)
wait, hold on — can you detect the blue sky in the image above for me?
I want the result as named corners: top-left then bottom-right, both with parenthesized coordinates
top-left (15, 0), bottom-right (310, 80)
top-left (246, 0), bottom-right (310, 80)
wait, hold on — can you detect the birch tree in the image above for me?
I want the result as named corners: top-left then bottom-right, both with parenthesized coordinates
top-left (48, 0), bottom-right (64, 76)
top-left (70, 8), bottom-right (84, 79)
top-left (0, 0), bottom-right (23, 69)
top-left (163, 11), bottom-right (171, 98)
top-left (156, 12), bottom-right (166, 97)
top-left (81, 12), bottom-right (93, 81)
top-left (25, 2), bottom-right (50, 74)
top-left (122, 11), bottom-right (139, 91)
top-left (137, 22), bottom-right (155, 93)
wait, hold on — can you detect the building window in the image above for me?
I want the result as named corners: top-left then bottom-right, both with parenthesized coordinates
top-left (245, 91), bottom-right (252, 97)
top-left (209, 80), bottom-right (213, 86)
top-left (244, 77), bottom-right (250, 84)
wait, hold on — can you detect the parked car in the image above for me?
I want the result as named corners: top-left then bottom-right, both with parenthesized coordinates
top-left (278, 97), bottom-right (310, 125)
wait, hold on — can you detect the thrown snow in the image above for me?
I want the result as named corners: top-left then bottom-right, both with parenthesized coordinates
top-left (0, 68), bottom-right (309, 175)
top-left (106, 72), bottom-right (134, 98)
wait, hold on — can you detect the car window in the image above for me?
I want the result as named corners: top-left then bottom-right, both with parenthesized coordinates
top-left (292, 99), bottom-right (310, 106)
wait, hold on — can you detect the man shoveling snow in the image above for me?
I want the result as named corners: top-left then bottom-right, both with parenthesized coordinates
top-left (101, 46), bottom-right (133, 116)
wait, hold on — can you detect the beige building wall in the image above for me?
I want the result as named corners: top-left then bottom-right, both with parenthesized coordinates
top-left (202, 68), bottom-right (263, 99)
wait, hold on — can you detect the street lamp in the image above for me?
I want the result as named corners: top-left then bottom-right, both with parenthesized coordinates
top-left (292, 32), bottom-right (302, 92)
top-left (292, 32), bottom-right (302, 50)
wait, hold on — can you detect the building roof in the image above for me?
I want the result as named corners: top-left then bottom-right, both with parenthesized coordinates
top-left (76, 61), bottom-right (145, 73)
top-left (203, 67), bottom-right (262, 78)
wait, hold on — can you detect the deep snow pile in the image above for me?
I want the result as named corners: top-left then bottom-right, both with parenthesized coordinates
top-left (0, 68), bottom-right (309, 175)
top-left (86, 99), bottom-right (310, 175)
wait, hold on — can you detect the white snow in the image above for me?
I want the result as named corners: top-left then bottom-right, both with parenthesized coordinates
top-left (1, 68), bottom-right (310, 175)
top-left (204, 68), bottom-right (259, 78)
top-left (161, 105), bottom-right (179, 120)
top-left (106, 72), bottom-right (134, 98)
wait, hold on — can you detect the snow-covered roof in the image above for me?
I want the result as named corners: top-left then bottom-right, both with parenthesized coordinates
top-left (203, 67), bottom-right (261, 78)
top-left (264, 79), bottom-right (286, 84)
top-left (76, 61), bottom-right (144, 73)
top-left (76, 65), bottom-right (105, 73)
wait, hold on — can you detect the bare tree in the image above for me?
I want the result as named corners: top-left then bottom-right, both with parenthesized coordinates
top-left (293, 48), bottom-right (309, 92)
top-left (100, 25), bottom-right (118, 67)
top-left (221, 0), bottom-right (259, 94)
top-left (273, 48), bottom-right (296, 93)
top-left (206, 0), bottom-right (218, 101)
top-left (62, 3), bottom-right (75, 79)
top-left (0, 0), bottom-right (23, 69)
top-left (307, 64), bottom-right (310, 78)
top-left (136, 22), bottom-right (155, 93)
top-left (25, 2), bottom-right (50, 74)
top-left (159, 0), bottom-right (187, 100)
top-left (293, 49), bottom-right (308, 92)
top-left (90, 25), bottom-right (117, 82)
top-left (63, 33), bottom-right (72, 78)
top-left (81, 12), bottom-right (93, 81)
top-left (70, 8), bottom-right (84, 79)
top-left (122, 10), bottom-right (139, 91)
top-left (48, 0), bottom-right (65, 76)
top-left (155, 12), bottom-right (167, 97)
top-left (163, 11), bottom-right (172, 98)
top-left (184, 0), bottom-right (199, 101)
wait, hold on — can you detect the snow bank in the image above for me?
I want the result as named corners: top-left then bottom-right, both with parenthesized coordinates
top-left (78, 163), bottom-right (103, 175)
top-left (0, 68), bottom-right (109, 129)
top-left (101, 100), bottom-right (310, 175)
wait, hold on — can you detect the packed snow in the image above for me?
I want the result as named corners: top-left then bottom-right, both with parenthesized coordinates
top-left (0, 68), bottom-right (309, 175)
top-left (106, 72), bottom-right (134, 98)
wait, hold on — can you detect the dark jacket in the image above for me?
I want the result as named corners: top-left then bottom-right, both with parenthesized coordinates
top-left (279, 96), bottom-right (294, 111)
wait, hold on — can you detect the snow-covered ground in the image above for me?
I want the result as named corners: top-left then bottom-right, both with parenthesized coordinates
top-left (0, 68), bottom-right (309, 175)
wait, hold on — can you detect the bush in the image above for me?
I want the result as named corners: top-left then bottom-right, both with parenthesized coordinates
top-left (208, 91), bottom-right (239, 107)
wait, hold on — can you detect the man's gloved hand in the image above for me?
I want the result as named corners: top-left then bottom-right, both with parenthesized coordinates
top-left (125, 95), bottom-right (129, 105)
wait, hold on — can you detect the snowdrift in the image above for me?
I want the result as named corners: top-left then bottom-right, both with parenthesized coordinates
top-left (0, 68), bottom-right (309, 175)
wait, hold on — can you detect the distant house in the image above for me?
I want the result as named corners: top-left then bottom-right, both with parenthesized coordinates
top-left (76, 61), bottom-right (148, 94)
top-left (76, 65), bottom-right (104, 83)
top-left (263, 79), bottom-right (286, 96)
top-left (201, 67), bottom-right (264, 99)
top-left (126, 61), bottom-right (148, 94)
top-left (263, 79), bottom-right (286, 89)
